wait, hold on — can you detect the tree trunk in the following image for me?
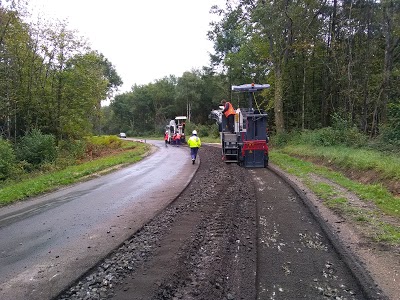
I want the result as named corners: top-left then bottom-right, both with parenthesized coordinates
top-left (274, 66), bottom-right (285, 134)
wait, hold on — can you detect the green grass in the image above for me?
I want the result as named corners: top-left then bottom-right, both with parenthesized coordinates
top-left (271, 150), bottom-right (400, 217)
top-left (280, 144), bottom-right (400, 181)
top-left (270, 149), bottom-right (400, 244)
top-left (325, 197), bottom-right (348, 210)
top-left (201, 136), bottom-right (220, 143)
top-left (375, 222), bottom-right (400, 243)
top-left (308, 182), bottom-right (338, 199)
top-left (0, 141), bottom-right (150, 206)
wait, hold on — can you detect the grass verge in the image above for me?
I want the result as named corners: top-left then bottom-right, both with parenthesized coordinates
top-left (280, 144), bottom-right (400, 182)
top-left (0, 141), bottom-right (150, 207)
top-left (270, 149), bottom-right (400, 244)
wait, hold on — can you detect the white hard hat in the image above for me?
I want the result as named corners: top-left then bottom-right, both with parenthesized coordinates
top-left (192, 130), bottom-right (197, 135)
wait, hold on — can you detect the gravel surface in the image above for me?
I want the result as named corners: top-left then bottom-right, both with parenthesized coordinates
top-left (57, 145), bottom-right (386, 300)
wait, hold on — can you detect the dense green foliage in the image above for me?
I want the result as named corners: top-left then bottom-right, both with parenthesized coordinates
top-left (0, 128), bottom-right (130, 183)
top-left (99, 0), bottom-right (399, 145)
top-left (207, 0), bottom-right (399, 136)
top-left (16, 129), bottom-right (57, 169)
top-left (0, 4), bottom-right (122, 142)
top-left (0, 139), bottom-right (16, 180)
top-left (3, 2), bottom-right (399, 149)
top-left (102, 72), bottom-right (228, 136)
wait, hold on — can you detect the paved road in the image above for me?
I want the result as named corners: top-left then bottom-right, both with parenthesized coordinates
top-left (0, 140), bottom-right (197, 300)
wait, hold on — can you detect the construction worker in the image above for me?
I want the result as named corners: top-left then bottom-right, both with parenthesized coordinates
top-left (187, 130), bottom-right (201, 164)
top-left (221, 99), bottom-right (235, 133)
top-left (164, 131), bottom-right (169, 147)
top-left (175, 132), bottom-right (181, 147)
top-left (172, 132), bottom-right (177, 146)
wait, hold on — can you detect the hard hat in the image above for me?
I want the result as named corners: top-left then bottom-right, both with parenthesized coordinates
top-left (192, 130), bottom-right (197, 135)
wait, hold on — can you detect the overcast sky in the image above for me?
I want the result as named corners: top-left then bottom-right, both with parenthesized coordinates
top-left (27, 0), bottom-right (224, 94)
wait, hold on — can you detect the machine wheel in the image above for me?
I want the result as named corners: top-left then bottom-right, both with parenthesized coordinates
top-left (264, 158), bottom-right (269, 168)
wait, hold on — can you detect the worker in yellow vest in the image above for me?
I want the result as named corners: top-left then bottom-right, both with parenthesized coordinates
top-left (187, 130), bottom-right (201, 164)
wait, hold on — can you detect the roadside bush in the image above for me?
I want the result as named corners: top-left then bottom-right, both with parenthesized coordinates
top-left (184, 122), bottom-right (195, 137)
top-left (0, 139), bottom-right (16, 180)
top-left (330, 113), bottom-right (367, 147)
top-left (56, 139), bottom-right (87, 168)
top-left (271, 131), bottom-right (294, 147)
top-left (183, 123), bottom-right (219, 139)
top-left (299, 128), bottom-right (338, 146)
top-left (16, 129), bottom-right (57, 169)
top-left (58, 139), bottom-right (87, 160)
top-left (208, 124), bottom-right (220, 138)
top-left (373, 127), bottom-right (400, 153)
top-left (84, 135), bottom-right (123, 158)
top-left (297, 127), bottom-right (367, 147)
top-left (290, 114), bottom-right (367, 148)
top-left (374, 103), bottom-right (400, 152)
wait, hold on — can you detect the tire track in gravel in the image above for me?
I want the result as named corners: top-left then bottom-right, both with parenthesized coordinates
top-left (252, 167), bottom-right (386, 299)
top-left (58, 145), bottom-right (257, 300)
top-left (111, 145), bottom-right (258, 300)
top-left (57, 145), bottom-right (385, 300)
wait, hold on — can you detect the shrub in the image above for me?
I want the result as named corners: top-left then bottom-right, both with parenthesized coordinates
top-left (208, 124), bottom-right (220, 138)
top-left (16, 129), bottom-right (57, 168)
top-left (271, 132), bottom-right (293, 147)
top-left (375, 102), bottom-right (400, 152)
top-left (183, 123), bottom-right (219, 139)
top-left (84, 135), bottom-right (123, 158)
top-left (289, 114), bottom-right (360, 147)
top-left (0, 139), bottom-right (16, 180)
top-left (58, 139), bottom-right (87, 160)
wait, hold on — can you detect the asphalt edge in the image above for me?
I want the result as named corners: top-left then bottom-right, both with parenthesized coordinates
top-left (268, 163), bottom-right (388, 300)
top-left (53, 144), bottom-right (201, 300)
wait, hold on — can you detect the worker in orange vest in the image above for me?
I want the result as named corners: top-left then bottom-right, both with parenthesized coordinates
top-left (221, 99), bottom-right (235, 133)
top-left (175, 132), bottom-right (181, 147)
top-left (164, 131), bottom-right (169, 147)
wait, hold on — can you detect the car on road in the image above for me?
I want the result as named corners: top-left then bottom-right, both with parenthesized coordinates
top-left (119, 132), bottom-right (126, 138)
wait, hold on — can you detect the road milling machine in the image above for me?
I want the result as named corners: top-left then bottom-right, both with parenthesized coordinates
top-left (210, 83), bottom-right (270, 168)
top-left (166, 116), bottom-right (187, 144)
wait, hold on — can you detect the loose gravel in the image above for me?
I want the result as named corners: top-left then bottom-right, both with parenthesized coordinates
top-left (57, 145), bottom-right (385, 300)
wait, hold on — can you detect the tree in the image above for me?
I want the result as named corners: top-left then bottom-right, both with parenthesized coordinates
top-left (176, 71), bottom-right (203, 123)
top-left (148, 76), bottom-right (177, 132)
top-left (62, 51), bottom-right (109, 139)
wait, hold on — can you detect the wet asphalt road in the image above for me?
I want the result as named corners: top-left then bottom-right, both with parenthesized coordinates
top-left (0, 140), bottom-right (197, 300)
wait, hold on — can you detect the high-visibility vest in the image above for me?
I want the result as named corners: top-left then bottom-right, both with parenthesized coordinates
top-left (223, 102), bottom-right (235, 117)
top-left (188, 136), bottom-right (201, 148)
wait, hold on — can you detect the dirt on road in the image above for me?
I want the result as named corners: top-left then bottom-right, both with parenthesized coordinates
top-left (58, 145), bottom-right (396, 300)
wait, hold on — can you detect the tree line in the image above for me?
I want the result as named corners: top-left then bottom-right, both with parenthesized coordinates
top-left (106, 0), bottom-right (399, 142)
top-left (1, 1), bottom-right (399, 145)
top-left (207, 0), bottom-right (399, 138)
top-left (0, 2), bottom-right (122, 143)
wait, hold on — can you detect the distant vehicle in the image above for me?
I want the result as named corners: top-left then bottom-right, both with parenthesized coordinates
top-left (119, 132), bottom-right (127, 138)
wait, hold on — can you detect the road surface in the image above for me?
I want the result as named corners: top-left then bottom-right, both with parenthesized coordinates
top-left (58, 145), bottom-right (385, 300)
top-left (0, 140), bottom-right (197, 300)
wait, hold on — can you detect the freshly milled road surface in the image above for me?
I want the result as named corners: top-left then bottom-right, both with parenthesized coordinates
top-left (0, 140), bottom-right (196, 300)
top-left (58, 145), bottom-right (383, 300)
